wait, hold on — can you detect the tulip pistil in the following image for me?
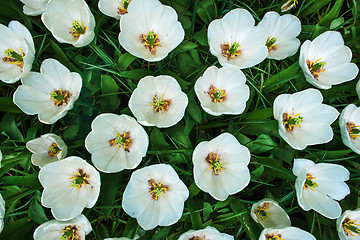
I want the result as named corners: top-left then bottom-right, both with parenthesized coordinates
top-left (118, 0), bottom-right (131, 15)
top-left (151, 94), bottom-right (171, 112)
top-left (109, 132), bottom-right (132, 152)
top-left (306, 58), bottom-right (326, 80)
top-left (3, 48), bottom-right (25, 68)
top-left (266, 37), bottom-right (278, 52)
top-left (50, 89), bottom-right (71, 106)
top-left (48, 142), bottom-right (62, 157)
top-left (206, 85), bottom-right (227, 102)
top-left (346, 122), bottom-right (360, 139)
top-left (206, 152), bottom-right (225, 175)
top-left (69, 20), bottom-right (87, 39)
top-left (282, 112), bottom-right (303, 132)
top-left (303, 173), bottom-right (318, 191)
top-left (221, 41), bottom-right (242, 60)
top-left (59, 226), bottom-right (77, 240)
top-left (342, 218), bottom-right (360, 237)
top-left (148, 179), bottom-right (169, 200)
top-left (140, 30), bottom-right (160, 55)
top-left (69, 169), bottom-right (89, 191)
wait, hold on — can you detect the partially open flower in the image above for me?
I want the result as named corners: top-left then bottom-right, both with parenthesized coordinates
top-left (339, 104), bottom-right (360, 155)
top-left (99, 0), bottom-right (132, 20)
top-left (0, 21), bottom-right (35, 84)
top-left (208, 8), bottom-right (268, 69)
top-left (293, 158), bottom-right (350, 219)
top-left (128, 75), bottom-right (188, 128)
top-left (13, 58), bottom-right (82, 124)
top-left (258, 11), bottom-right (301, 60)
top-left (41, 0), bottom-right (95, 47)
top-left (251, 198), bottom-right (291, 228)
top-left (39, 156), bottom-right (101, 221)
top-left (0, 194), bottom-right (5, 233)
top-left (26, 133), bottom-right (67, 167)
top-left (273, 88), bottom-right (339, 150)
top-left (19, 0), bottom-right (49, 16)
top-left (85, 113), bottom-right (149, 173)
top-left (194, 66), bottom-right (249, 116)
top-left (337, 208), bottom-right (360, 240)
top-left (122, 164), bottom-right (189, 230)
top-left (299, 31), bottom-right (359, 89)
top-left (118, 0), bottom-right (184, 61)
top-left (281, 0), bottom-right (298, 12)
top-left (178, 226), bottom-right (233, 240)
top-left (33, 214), bottom-right (92, 240)
top-left (192, 133), bottom-right (250, 201)
top-left (259, 226), bottom-right (316, 240)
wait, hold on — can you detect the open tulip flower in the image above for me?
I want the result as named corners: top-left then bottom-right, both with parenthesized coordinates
top-left (250, 198), bottom-right (291, 228)
top-left (118, 0), bottom-right (184, 61)
top-left (337, 208), bottom-right (360, 240)
top-left (0, 194), bottom-right (4, 234)
top-left (178, 226), bottom-right (234, 240)
top-left (99, 0), bottom-right (132, 20)
top-left (293, 158), bottom-right (350, 219)
top-left (0, 21), bottom-right (35, 84)
top-left (299, 31), bottom-right (359, 89)
top-left (194, 66), bottom-right (249, 116)
top-left (33, 214), bottom-right (92, 240)
top-left (259, 226), bottom-right (316, 240)
top-left (26, 133), bottom-right (67, 168)
top-left (192, 133), bottom-right (251, 201)
top-left (258, 11), bottom-right (301, 60)
top-left (207, 8), bottom-right (268, 69)
top-left (339, 104), bottom-right (360, 154)
top-left (13, 58), bottom-right (82, 125)
top-left (122, 164), bottom-right (189, 230)
top-left (19, 0), bottom-right (49, 16)
top-left (41, 0), bottom-right (95, 47)
top-left (38, 156), bottom-right (101, 221)
top-left (85, 113), bottom-right (149, 173)
top-left (273, 88), bottom-right (339, 150)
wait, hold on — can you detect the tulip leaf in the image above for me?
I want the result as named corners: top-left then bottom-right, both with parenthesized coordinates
top-left (150, 127), bottom-right (170, 147)
top-left (28, 191), bottom-right (48, 224)
top-left (187, 99), bottom-right (202, 124)
top-left (318, 0), bottom-right (344, 28)
top-left (193, 30), bottom-right (208, 46)
top-left (0, 97), bottom-right (22, 113)
top-left (100, 75), bottom-right (121, 112)
top-left (195, 0), bottom-right (217, 24)
top-left (117, 53), bottom-right (137, 71)
top-left (253, 134), bottom-right (277, 154)
top-left (1, 173), bottom-right (41, 188)
top-left (263, 62), bottom-right (300, 92)
top-left (118, 69), bottom-right (155, 81)
top-left (0, 217), bottom-right (35, 240)
top-left (300, 0), bottom-right (331, 17)
top-left (99, 172), bottom-right (123, 218)
top-left (230, 198), bottom-right (258, 240)
top-left (0, 113), bottom-right (23, 141)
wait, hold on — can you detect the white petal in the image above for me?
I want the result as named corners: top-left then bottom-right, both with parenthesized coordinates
top-left (292, 159), bottom-right (315, 176)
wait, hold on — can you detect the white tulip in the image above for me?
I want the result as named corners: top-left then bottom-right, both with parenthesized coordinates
top-left (299, 31), bottom-right (359, 89)
top-left (38, 156), bottom-right (101, 221)
top-left (250, 198), bottom-right (291, 228)
top-left (178, 226), bottom-right (233, 240)
top-left (356, 80), bottom-right (360, 100)
top-left (293, 158), bottom-right (350, 219)
top-left (258, 11), bottom-right (301, 60)
top-left (0, 194), bottom-right (5, 233)
top-left (33, 214), bottom-right (92, 240)
top-left (207, 8), bottom-right (268, 69)
top-left (118, 0), bottom-right (184, 61)
top-left (192, 133), bottom-right (250, 201)
top-left (273, 88), bottom-right (339, 150)
top-left (337, 208), bottom-right (360, 240)
top-left (13, 58), bottom-right (82, 125)
top-left (122, 164), bottom-right (189, 230)
top-left (85, 113), bottom-right (149, 173)
top-left (259, 226), bottom-right (316, 240)
top-left (19, 0), bottom-right (49, 16)
top-left (194, 66), bottom-right (249, 116)
top-left (99, 0), bottom-right (132, 20)
top-left (128, 75), bottom-right (188, 128)
top-left (26, 133), bottom-right (67, 167)
top-left (41, 0), bottom-right (95, 47)
top-left (339, 104), bottom-right (360, 155)
top-left (0, 21), bottom-right (35, 84)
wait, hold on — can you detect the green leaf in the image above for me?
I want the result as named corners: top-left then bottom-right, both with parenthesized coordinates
top-left (150, 128), bottom-right (170, 147)
top-left (318, 0), bottom-right (344, 28)
top-left (118, 69), bottom-right (155, 81)
top-left (195, 0), bottom-right (217, 24)
top-left (186, 100), bottom-right (202, 124)
top-left (253, 134), bottom-right (277, 154)
top-left (169, 41), bottom-right (198, 58)
top-left (100, 75), bottom-right (121, 112)
top-left (117, 53), bottom-right (137, 71)
top-left (28, 191), bottom-right (48, 224)
top-left (188, 198), bottom-right (203, 229)
top-left (51, 41), bottom-right (80, 73)
top-left (1, 173), bottom-right (41, 188)
top-left (263, 62), bottom-right (300, 92)
top-left (230, 198), bottom-right (257, 240)
top-left (0, 217), bottom-right (35, 240)
top-left (193, 30), bottom-right (208, 46)
top-left (330, 17), bottom-right (344, 30)
top-left (0, 98), bottom-right (22, 113)
top-left (0, 113), bottom-right (24, 140)
top-left (300, 0), bottom-right (331, 17)
top-left (100, 172), bottom-right (123, 218)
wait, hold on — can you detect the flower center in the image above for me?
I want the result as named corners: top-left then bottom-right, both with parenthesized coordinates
top-left (306, 58), bottom-right (326, 80)
top-left (221, 41), bottom-right (242, 60)
top-left (346, 122), bottom-right (360, 140)
top-left (282, 112), bottom-right (303, 132)
top-left (118, 0), bottom-right (131, 15)
top-left (50, 89), bottom-right (71, 106)
top-left (206, 152), bottom-right (225, 175)
top-left (206, 85), bottom-right (226, 102)
top-left (151, 94), bottom-right (171, 112)
top-left (189, 237), bottom-right (206, 240)
top-left (140, 30), bottom-right (160, 55)
top-left (303, 173), bottom-right (318, 191)
top-left (59, 225), bottom-right (77, 240)
top-left (69, 20), bottom-right (87, 39)
top-left (266, 37), bottom-right (278, 52)
top-left (48, 142), bottom-right (62, 157)
top-left (342, 218), bottom-right (360, 237)
top-left (281, 0), bottom-right (298, 12)
top-left (148, 179), bottom-right (169, 201)
top-left (109, 132), bottom-right (132, 152)
top-left (265, 234), bottom-right (284, 240)
top-left (69, 169), bottom-right (89, 191)
top-left (3, 48), bottom-right (25, 68)
top-left (255, 202), bottom-right (270, 220)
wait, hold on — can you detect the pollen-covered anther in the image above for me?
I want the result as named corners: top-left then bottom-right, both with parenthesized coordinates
top-left (342, 218), bottom-right (360, 237)
top-left (109, 132), bottom-right (132, 152)
top-left (59, 225), bottom-right (78, 240)
top-left (266, 37), bottom-right (278, 52)
top-left (255, 202), bottom-right (270, 220)
top-left (189, 236), bottom-right (206, 240)
top-left (69, 169), bottom-right (90, 191)
top-left (3, 48), bottom-right (25, 68)
top-left (48, 142), bottom-right (62, 157)
top-left (140, 30), bottom-right (160, 55)
top-left (306, 58), bottom-right (326, 80)
top-left (206, 152), bottom-right (225, 175)
top-left (221, 41), bottom-right (242, 60)
top-left (50, 89), bottom-right (71, 106)
top-left (346, 122), bottom-right (360, 140)
top-left (205, 85), bottom-right (226, 103)
top-left (151, 94), bottom-right (171, 112)
top-left (118, 0), bottom-right (131, 15)
top-left (69, 20), bottom-right (87, 39)
top-left (148, 178), bottom-right (169, 201)
top-left (265, 233), bottom-right (285, 240)
top-left (282, 112), bottom-right (303, 132)
top-left (303, 173), bottom-right (318, 191)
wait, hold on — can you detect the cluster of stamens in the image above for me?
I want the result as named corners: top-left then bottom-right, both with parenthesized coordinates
top-left (118, 0), bottom-right (131, 15)
top-left (282, 112), bottom-right (303, 132)
top-left (69, 169), bottom-right (89, 191)
top-left (48, 142), bottom-right (62, 157)
top-left (3, 48), bottom-right (25, 68)
top-left (266, 37), bottom-right (278, 52)
top-left (221, 41), bottom-right (242, 60)
top-left (189, 236), bottom-right (207, 240)
top-left (59, 226), bottom-right (78, 240)
top-left (140, 30), bottom-right (160, 55)
top-left (265, 233), bottom-right (284, 240)
top-left (148, 179), bottom-right (169, 201)
top-left (50, 89), bottom-right (71, 106)
top-left (206, 85), bottom-right (226, 103)
top-left (255, 202), bottom-right (270, 220)
top-left (151, 94), bottom-right (171, 112)
top-left (342, 218), bottom-right (360, 237)
top-left (69, 20), bottom-right (87, 39)
top-left (306, 58), bottom-right (326, 80)
top-left (281, 0), bottom-right (298, 12)
top-left (109, 132), bottom-right (132, 152)
top-left (346, 122), bottom-right (360, 140)
top-left (303, 173), bottom-right (318, 191)
top-left (206, 152), bottom-right (225, 175)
